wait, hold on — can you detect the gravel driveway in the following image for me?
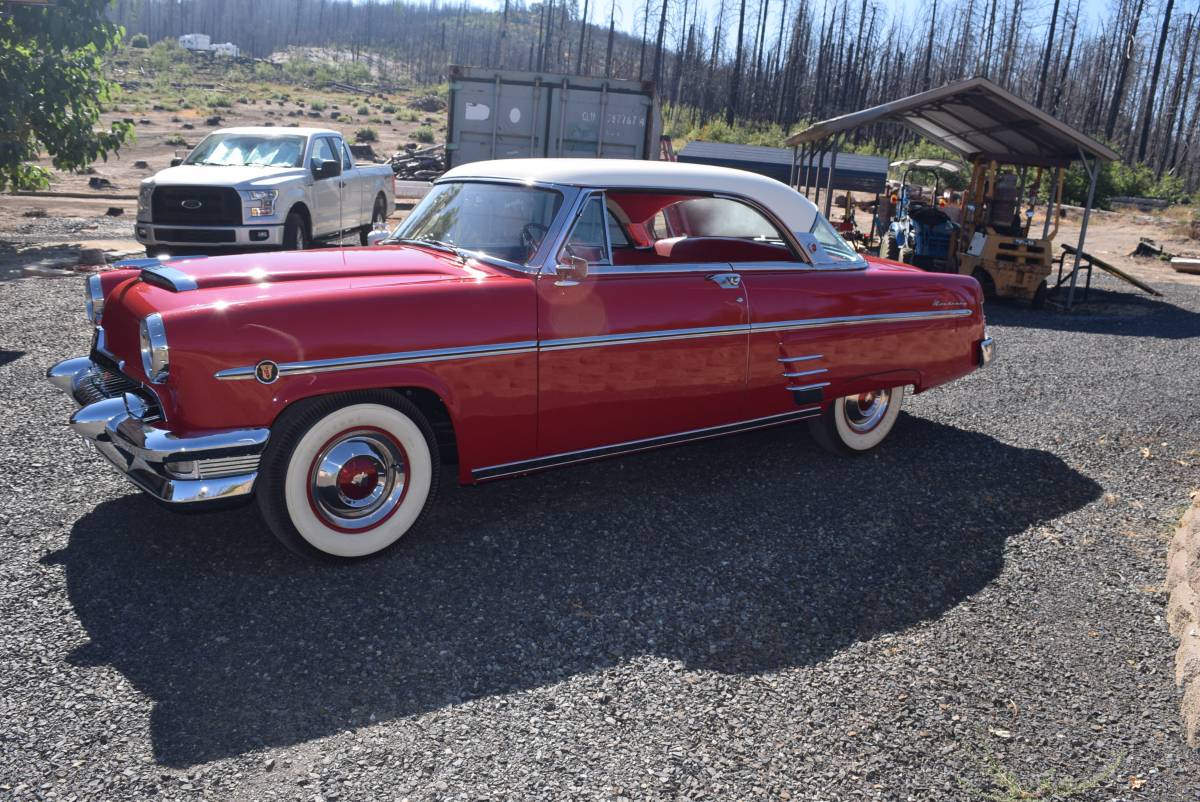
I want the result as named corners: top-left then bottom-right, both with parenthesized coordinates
top-left (1, 273), bottom-right (1197, 801)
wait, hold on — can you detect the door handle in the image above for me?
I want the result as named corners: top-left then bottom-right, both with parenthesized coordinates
top-left (707, 272), bottom-right (741, 289)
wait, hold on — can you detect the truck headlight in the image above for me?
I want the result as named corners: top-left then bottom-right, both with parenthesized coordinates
top-left (139, 313), bottom-right (169, 384)
top-left (247, 189), bottom-right (278, 217)
top-left (138, 183), bottom-right (154, 222)
top-left (85, 274), bottom-right (104, 324)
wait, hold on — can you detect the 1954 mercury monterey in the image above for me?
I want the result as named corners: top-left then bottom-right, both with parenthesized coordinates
top-left (48, 160), bottom-right (994, 560)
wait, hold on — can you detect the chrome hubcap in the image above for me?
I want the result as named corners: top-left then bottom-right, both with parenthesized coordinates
top-left (309, 430), bottom-right (406, 530)
top-left (843, 389), bottom-right (891, 433)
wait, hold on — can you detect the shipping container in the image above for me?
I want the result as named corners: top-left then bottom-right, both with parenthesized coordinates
top-left (446, 65), bottom-right (662, 169)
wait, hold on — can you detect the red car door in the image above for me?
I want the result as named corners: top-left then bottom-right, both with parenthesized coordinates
top-left (534, 194), bottom-right (749, 460)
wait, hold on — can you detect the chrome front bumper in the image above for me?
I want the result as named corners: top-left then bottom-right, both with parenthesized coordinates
top-left (48, 356), bottom-right (269, 504)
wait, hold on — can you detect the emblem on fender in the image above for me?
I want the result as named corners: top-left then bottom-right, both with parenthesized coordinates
top-left (255, 360), bottom-right (280, 384)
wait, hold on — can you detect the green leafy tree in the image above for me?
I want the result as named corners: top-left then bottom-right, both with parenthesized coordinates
top-left (0, 0), bottom-right (134, 191)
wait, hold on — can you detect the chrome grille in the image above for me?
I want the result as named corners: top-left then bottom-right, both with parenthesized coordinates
top-left (72, 366), bottom-right (162, 422)
top-left (196, 454), bottom-right (261, 479)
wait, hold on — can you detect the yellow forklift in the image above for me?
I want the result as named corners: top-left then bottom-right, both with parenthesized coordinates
top-left (951, 159), bottom-right (1064, 308)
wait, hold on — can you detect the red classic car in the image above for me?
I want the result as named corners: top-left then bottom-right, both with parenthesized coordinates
top-left (48, 159), bottom-right (994, 560)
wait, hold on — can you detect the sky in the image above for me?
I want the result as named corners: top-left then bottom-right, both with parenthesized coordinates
top-left (466, 0), bottom-right (1119, 55)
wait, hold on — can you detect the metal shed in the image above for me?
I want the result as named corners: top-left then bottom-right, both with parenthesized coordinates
top-left (677, 141), bottom-right (887, 193)
top-left (785, 77), bottom-right (1120, 308)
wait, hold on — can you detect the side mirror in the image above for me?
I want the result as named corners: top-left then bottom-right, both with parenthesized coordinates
top-left (170, 157), bottom-right (183, 167)
top-left (366, 229), bottom-right (391, 246)
top-left (313, 158), bottom-right (341, 180)
top-left (554, 255), bottom-right (589, 287)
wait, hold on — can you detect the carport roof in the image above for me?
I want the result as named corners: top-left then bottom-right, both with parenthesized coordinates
top-left (785, 77), bottom-right (1119, 167)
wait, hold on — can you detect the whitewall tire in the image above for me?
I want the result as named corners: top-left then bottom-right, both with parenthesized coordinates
top-left (808, 386), bottom-right (906, 455)
top-left (257, 392), bottom-right (439, 560)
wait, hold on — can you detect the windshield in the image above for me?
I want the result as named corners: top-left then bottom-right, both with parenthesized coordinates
top-left (394, 181), bottom-right (564, 265)
top-left (184, 134), bottom-right (306, 168)
top-left (809, 214), bottom-right (864, 264)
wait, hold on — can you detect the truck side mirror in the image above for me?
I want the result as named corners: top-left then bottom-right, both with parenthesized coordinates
top-left (313, 159), bottom-right (341, 180)
top-left (170, 157), bottom-right (183, 167)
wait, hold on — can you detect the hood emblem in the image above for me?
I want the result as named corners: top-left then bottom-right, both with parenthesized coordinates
top-left (254, 360), bottom-right (280, 384)
top-left (181, 199), bottom-right (203, 210)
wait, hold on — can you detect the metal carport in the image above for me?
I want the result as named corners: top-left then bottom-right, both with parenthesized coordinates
top-left (785, 77), bottom-right (1120, 307)
top-left (677, 141), bottom-right (888, 194)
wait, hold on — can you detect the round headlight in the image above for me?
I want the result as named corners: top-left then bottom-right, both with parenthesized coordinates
top-left (85, 274), bottom-right (104, 324)
top-left (139, 313), bottom-right (169, 384)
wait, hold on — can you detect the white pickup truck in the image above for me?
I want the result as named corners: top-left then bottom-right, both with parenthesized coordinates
top-left (136, 127), bottom-right (395, 255)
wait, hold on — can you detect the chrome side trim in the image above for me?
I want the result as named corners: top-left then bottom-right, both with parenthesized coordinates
top-left (138, 263), bottom-right (199, 292)
top-left (472, 408), bottom-right (821, 481)
top-left (782, 368), bottom-right (828, 379)
top-left (777, 354), bottom-right (823, 364)
top-left (214, 340), bottom-right (539, 381)
top-left (753, 308), bottom-right (972, 333)
top-left (785, 381), bottom-right (831, 392)
top-left (539, 324), bottom-right (746, 351)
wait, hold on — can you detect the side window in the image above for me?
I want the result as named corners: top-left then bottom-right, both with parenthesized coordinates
top-left (606, 210), bottom-right (631, 247)
top-left (671, 197), bottom-right (785, 241)
top-left (341, 141), bottom-right (353, 171)
top-left (310, 137), bottom-right (338, 173)
top-left (559, 196), bottom-right (610, 265)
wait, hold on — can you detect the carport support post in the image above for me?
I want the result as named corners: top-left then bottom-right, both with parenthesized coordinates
top-left (790, 145), bottom-right (800, 189)
top-left (812, 146), bottom-right (823, 209)
top-left (824, 136), bottom-right (840, 219)
top-left (1042, 166), bottom-right (1062, 239)
top-left (1066, 149), bottom-right (1098, 309)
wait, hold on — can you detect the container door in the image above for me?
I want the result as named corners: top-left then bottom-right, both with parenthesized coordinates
top-left (448, 77), bottom-right (551, 167)
top-left (545, 83), bottom-right (654, 159)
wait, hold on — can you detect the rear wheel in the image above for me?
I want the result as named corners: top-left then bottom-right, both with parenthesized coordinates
top-left (809, 386), bottom-right (906, 455)
top-left (359, 194), bottom-right (388, 246)
top-left (1031, 280), bottom-right (1048, 309)
top-left (283, 211), bottom-right (308, 251)
top-left (256, 391), bottom-right (440, 561)
top-left (900, 247), bottom-right (915, 265)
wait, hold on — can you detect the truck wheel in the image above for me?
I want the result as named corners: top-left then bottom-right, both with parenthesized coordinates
top-left (900, 247), bottom-right (915, 265)
top-left (1031, 280), bottom-right (1048, 309)
top-left (283, 212), bottom-right (308, 251)
top-left (808, 386), bottom-right (906, 456)
top-left (256, 390), bottom-right (440, 561)
top-left (885, 232), bottom-right (900, 260)
top-left (359, 194), bottom-right (387, 246)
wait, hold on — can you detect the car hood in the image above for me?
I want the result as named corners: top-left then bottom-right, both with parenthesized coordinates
top-left (147, 164), bottom-right (309, 189)
top-left (139, 246), bottom-right (498, 293)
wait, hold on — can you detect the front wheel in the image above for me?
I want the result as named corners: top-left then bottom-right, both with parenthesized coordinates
top-left (884, 232), bottom-right (900, 260)
top-left (283, 211), bottom-right (308, 251)
top-left (808, 386), bottom-right (906, 455)
top-left (256, 391), bottom-right (440, 560)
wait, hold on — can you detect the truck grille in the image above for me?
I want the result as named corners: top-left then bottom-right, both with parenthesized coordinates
top-left (153, 227), bottom-right (237, 243)
top-left (151, 186), bottom-right (242, 226)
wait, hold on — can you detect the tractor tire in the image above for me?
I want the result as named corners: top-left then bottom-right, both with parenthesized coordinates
top-left (1031, 280), bottom-right (1049, 309)
top-left (900, 247), bottom-right (915, 265)
top-left (885, 232), bottom-right (900, 261)
top-left (972, 267), bottom-right (997, 300)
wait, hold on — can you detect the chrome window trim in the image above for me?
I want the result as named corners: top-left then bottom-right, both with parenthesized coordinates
top-left (214, 340), bottom-right (539, 381)
top-left (472, 408), bottom-right (822, 481)
top-left (540, 323), bottom-right (747, 352)
top-left (751, 308), bottom-right (972, 333)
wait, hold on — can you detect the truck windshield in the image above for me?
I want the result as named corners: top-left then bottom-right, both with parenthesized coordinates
top-left (184, 134), bottom-right (307, 168)
top-left (395, 181), bottom-right (564, 265)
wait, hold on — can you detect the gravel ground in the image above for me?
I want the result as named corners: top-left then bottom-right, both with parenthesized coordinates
top-left (1, 272), bottom-right (1197, 801)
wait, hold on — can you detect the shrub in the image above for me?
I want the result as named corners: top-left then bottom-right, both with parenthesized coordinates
top-left (130, 33), bottom-right (150, 48)
top-left (310, 99), bottom-right (326, 111)
top-left (382, 104), bottom-right (397, 114)
top-left (356, 104), bottom-right (370, 115)
top-left (355, 127), bottom-right (378, 143)
top-left (413, 126), bottom-right (435, 144)
top-left (164, 134), bottom-right (188, 146)
top-left (208, 94), bottom-right (232, 108)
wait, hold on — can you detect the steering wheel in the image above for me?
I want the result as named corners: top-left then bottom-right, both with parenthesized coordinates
top-left (521, 223), bottom-right (549, 258)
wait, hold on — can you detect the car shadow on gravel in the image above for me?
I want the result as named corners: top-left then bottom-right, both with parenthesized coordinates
top-left (48, 415), bottom-right (1102, 767)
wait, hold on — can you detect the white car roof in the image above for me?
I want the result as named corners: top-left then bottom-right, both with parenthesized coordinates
top-left (211, 126), bottom-right (341, 138)
top-left (440, 158), bottom-right (821, 232)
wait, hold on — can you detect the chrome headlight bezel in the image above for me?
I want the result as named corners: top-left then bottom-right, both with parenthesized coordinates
top-left (137, 182), bottom-right (154, 222)
top-left (139, 313), bottom-right (169, 384)
top-left (85, 274), bottom-right (104, 324)
top-left (246, 189), bottom-right (278, 218)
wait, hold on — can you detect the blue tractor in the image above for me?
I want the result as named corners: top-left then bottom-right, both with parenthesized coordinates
top-left (883, 159), bottom-right (962, 272)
